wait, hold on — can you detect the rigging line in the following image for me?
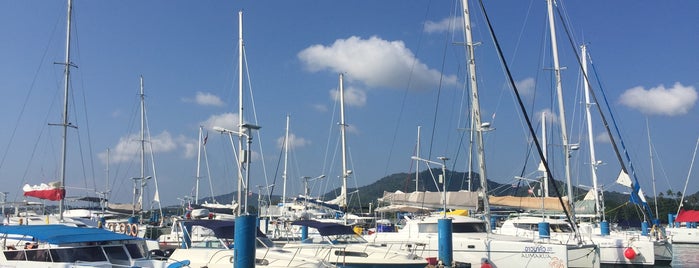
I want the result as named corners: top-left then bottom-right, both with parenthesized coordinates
top-left (427, 7), bottom-right (456, 161)
top-left (476, 0), bottom-right (578, 235)
top-left (70, 7), bottom-right (98, 193)
top-left (382, 0), bottom-right (436, 179)
top-left (242, 48), bottom-right (271, 193)
top-left (202, 143), bottom-right (217, 203)
top-left (0, 12), bottom-right (62, 181)
top-left (677, 137), bottom-right (699, 214)
top-left (555, 5), bottom-right (654, 220)
top-left (268, 132), bottom-right (286, 198)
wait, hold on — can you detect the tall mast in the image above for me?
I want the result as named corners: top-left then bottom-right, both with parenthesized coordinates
top-left (415, 126), bottom-right (421, 192)
top-left (541, 111), bottom-right (549, 197)
top-left (282, 114), bottom-right (290, 209)
top-left (138, 75), bottom-right (147, 224)
top-left (546, 0), bottom-right (575, 219)
top-left (196, 126), bottom-right (203, 204)
top-left (582, 44), bottom-right (602, 221)
top-left (339, 73), bottom-right (349, 215)
top-left (461, 0), bottom-right (490, 229)
top-left (646, 120), bottom-right (658, 218)
top-left (236, 10), bottom-right (244, 216)
top-left (57, 0), bottom-right (74, 221)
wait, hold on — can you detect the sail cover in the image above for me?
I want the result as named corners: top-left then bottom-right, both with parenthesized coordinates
top-left (675, 209), bottom-right (699, 222)
top-left (23, 181), bottom-right (65, 201)
top-left (379, 190), bottom-right (479, 210)
top-left (488, 195), bottom-right (570, 212)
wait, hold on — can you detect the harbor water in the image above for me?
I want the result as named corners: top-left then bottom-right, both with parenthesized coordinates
top-left (668, 243), bottom-right (699, 268)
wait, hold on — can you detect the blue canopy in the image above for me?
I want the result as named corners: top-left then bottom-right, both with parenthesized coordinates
top-left (0, 225), bottom-right (138, 244)
top-left (291, 220), bottom-right (355, 236)
top-left (180, 219), bottom-right (265, 239)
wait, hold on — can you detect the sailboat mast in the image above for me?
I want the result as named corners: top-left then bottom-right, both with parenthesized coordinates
top-left (57, 0), bottom-right (74, 221)
top-left (196, 126), bottom-right (203, 204)
top-left (546, 0), bottom-right (575, 219)
top-left (582, 44), bottom-right (602, 221)
top-left (236, 10), bottom-right (244, 216)
top-left (461, 0), bottom-right (490, 229)
top-left (415, 126), bottom-right (421, 192)
top-left (282, 114), bottom-right (290, 208)
top-left (541, 112), bottom-right (549, 197)
top-left (339, 73), bottom-right (349, 214)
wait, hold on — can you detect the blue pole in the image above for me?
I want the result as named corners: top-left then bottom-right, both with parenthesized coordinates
top-left (301, 225), bottom-right (309, 242)
top-left (438, 218), bottom-right (453, 267)
top-left (538, 222), bottom-right (550, 239)
top-left (668, 214), bottom-right (675, 227)
top-left (235, 214), bottom-right (257, 268)
top-left (600, 221), bottom-right (610, 236)
top-left (641, 221), bottom-right (649, 236)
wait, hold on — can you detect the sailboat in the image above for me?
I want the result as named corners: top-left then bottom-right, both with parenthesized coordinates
top-left (100, 75), bottom-right (166, 242)
top-left (282, 74), bottom-right (428, 268)
top-left (370, 0), bottom-right (600, 267)
top-left (496, 7), bottom-right (672, 264)
top-left (0, 1), bottom-right (172, 267)
top-left (666, 137), bottom-right (699, 244)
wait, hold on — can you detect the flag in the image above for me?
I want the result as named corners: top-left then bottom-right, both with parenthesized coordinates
top-left (203, 132), bottom-right (208, 146)
top-left (23, 181), bottom-right (65, 201)
top-left (615, 170), bottom-right (632, 187)
top-left (153, 189), bottom-right (160, 203)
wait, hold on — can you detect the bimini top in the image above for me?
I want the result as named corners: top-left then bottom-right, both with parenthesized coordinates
top-left (0, 224), bottom-right (138, 244)
top-left (180, 219), bottom-right (265, 239)
top-left (291, 220), bottom-right (355, 236)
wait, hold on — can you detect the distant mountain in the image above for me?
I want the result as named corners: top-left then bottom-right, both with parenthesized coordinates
top-left (188, 169), bottom-right (699, 224)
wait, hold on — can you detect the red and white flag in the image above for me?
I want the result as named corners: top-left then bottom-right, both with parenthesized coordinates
top-left (23, 181), bottom-right (65, 201)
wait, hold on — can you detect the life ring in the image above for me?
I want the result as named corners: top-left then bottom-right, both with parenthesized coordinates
top-left (130, 224), bottom-right (139, 237)
top-left (119, 223), bottom-right (127, 234)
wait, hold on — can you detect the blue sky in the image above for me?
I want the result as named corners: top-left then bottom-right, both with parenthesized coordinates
top-left (1, 0), bottom-right (697, 207)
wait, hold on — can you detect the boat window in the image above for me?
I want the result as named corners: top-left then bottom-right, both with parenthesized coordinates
top-left (104, 245), bottom-right (131, 266)
top-left (551, 224), bottom-right (572, 233)
top-left (3, 250), bottom-right (26, 261)
top-left (25, 249), bottom-right (51, 262)
top-left (125, 243), bottom-right (147, 259)
top-left (452, 222), bottom-right (487, 233)
top-left (50, 246), bottom-right (107, 262)
top-left (514, 223), bottom-right (539, 231)
top-left (333, 250), bottom-right (369, 258)
top-left (419, 222), bottom-right (486, 233)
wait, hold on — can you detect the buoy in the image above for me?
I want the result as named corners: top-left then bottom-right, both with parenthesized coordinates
top-left (624, 247), bottom-right (636, 259)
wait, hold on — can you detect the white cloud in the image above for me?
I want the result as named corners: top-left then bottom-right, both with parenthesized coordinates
top-left (595, 132), bottom-right (611, 144)
top-left (182, 92), bottom-right (224, 107)
top-left (298, 36), bottom-right (457, 92)
top-left (619, 82), bottom-right (697, 116)
top-left (424, 17), bottom-right (462, 34)
top-left (515, 77), bottom-right (536, 96)
top-left (276, 133), bottom-right (310, 149)
top-left (536, 108), bottom-right (558, 125)
top-left (201, 113), bottom-right (239, 131)
top-left (312, 104), bottom-right (328, 112)
top-left (99, 131), bottom-right (177, 164)
top-left (330, 86), bottom-right (367, 107)
top-left (195, 92), bottom-right (224, 106)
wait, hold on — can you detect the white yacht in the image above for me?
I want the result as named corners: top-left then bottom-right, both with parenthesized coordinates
top-left (162, 219), bottom-right (336, 268)
top-left (495, 215), bottom-right (672, 266)
top-left (283, 219), bottom-right (429, 268)
top-left (364, 214), bottom-right (599, 268)
top-left (0, 224), bottom-right (168, 267)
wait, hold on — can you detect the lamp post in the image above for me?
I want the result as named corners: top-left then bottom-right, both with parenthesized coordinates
top-left (411, 155), bottom-right (451, 266)
top-left (410, 156), bottom-right (449, 216)
top-left (214, 124), bottom-right (260, 215)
